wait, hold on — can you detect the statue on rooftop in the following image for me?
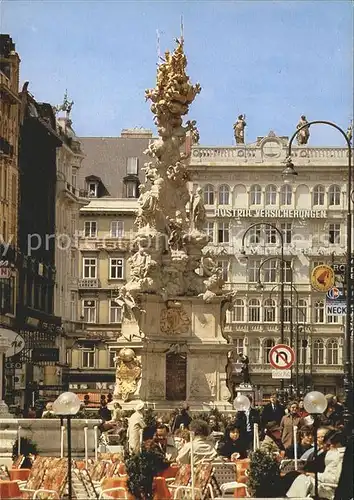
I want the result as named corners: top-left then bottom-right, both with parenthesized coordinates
top-left (296, 115), bottom-right (310, 145)
top-left (233, 114), bottom-right (246, 144)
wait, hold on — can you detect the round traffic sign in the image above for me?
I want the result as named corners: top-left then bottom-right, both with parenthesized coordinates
top-left (269, 344), bottom-right (295, 370)
top-left (326, 287), bottom-right (342, 300)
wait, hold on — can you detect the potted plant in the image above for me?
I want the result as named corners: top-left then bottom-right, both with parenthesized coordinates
top-left (247, 449), bottom-right (280, 498)
top-left (126, 448), bottom-right (169, 499)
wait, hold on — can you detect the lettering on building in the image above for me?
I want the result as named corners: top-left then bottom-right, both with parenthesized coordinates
top-left (214, 208), bottom-right (328, 218)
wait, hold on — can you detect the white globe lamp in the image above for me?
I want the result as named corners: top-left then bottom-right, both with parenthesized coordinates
top-left (233, 394), bottom-right (251, 412)
top-left (53, 392), bottom-right (81, 416)
top-left (303, 391), bottom-right (327, 415)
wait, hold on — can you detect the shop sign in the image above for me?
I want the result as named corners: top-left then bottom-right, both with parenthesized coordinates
top-left (69, 382), bottom-right (115, 391)
top-left (215, 208), bottom-right (327, 219)
top-left (32, 348), bottom-right (60, 362)
top-left (0, 267), bottom-right (11, 278)
top-left (0, 329), bottom-right (25, 358)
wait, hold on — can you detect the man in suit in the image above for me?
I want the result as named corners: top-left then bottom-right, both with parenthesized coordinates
top-left (261, 393), bottom-right (285, 430)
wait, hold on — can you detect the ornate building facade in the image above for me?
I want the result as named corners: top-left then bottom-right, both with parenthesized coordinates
top-left (189, 132), bottom-right (349, 397)
top-left (0, 35), bottom-right (20, 329)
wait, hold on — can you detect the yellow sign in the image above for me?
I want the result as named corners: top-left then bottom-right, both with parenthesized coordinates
top-left (311, 265), bottom-right (335, 292)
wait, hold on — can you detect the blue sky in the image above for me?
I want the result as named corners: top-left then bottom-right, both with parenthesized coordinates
top-left (1, 0), bottom-right (353, 145)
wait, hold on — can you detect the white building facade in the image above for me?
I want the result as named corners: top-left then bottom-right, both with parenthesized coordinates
top-left (189, 132), bottom-right (349, 397)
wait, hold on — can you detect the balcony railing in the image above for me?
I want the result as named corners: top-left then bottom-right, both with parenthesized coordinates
top-left (78, 278), bottom-right (101, 289)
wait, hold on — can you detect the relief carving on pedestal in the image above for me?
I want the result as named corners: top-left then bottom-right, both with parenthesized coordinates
top-left (160, 306), bottom-right (190, 335)
top-left (113, 348), bottom-right (142, 402)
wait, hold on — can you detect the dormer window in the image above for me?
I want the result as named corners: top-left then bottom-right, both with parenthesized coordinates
top-left (88, 182), bottom-right (98, 197)
top-left (127, 157), bottom-right (138, 175)
top-left (126, 181), bottom-right (137, 198)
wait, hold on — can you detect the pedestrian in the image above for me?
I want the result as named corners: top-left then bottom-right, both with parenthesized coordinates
top-left (280, 401), bottom-right (304, 449)
top-left (261, 393), bottom-right (285, 428)
top-left (127, 402), bottom-right (145, 454)
top-left (171, 402), bottom-right (192, 433)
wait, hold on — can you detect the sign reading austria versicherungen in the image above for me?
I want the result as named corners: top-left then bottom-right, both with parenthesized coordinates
top-left (269, 344), bottom-right (295, 370)
top-left (311, 265), bottom-right (335, 292)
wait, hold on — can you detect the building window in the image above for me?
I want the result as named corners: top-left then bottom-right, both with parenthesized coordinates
top-left (232, 300), bottom-right (245, 322)
top-left (284, 299), bottom-right (292, 322)
top-left (218, 184), bottom-right (230, 205)
top-left (248, 226), bottom-right (261, 244)
top-left (284, 261), bottom-right (293, 283)
top-left (313, 339), bottom-right (325, 364)
top-left (127, 157), bottom-right (138, 175)
top-left (126, 181), bottom-right (137, 198)
top-left (265, 226), bottom-right (277, 244)
top-left (88, 182), bottom-right (98, 197)
top-left (82, 299), bottom-right (97, 323)
top-left (71, 252), bottom-right (77, 278)
top-left (327, 309), bottom-right (339, 324)
top-left (297, 299), bottom-right (308, 323)
top-left (263, 259), bottom-right (277, 283)
top-left (250, 184), bottom-right (262, 205)
top-left (327, 339), bottom-right (339, 365)
top-left (280, 222), bottom-right (292, 244)
top-left (328, 223), bottom-right (341, 244)
top-left (234, 338), bottom-right (244, 354)
top-left (109, 300), bottom-right (122, 323)
top-left (71, 167), bottom-right (78, 187)
top-left (314, 300), bottom-right (325, 323)
top-left (249, 338), bottom-right (260, 363)
top-left (111, 220), bottom-right (124, 238)
top-left (328, 185), bottom-right (341, 206)
top-left (109, 258), bottom-right (124, 279)
top-left (313, 185), bottom-right (325, 206)
top-left (82, 348), bottom-right (95, 368)
top-left (264, 299), bottom-right (276, 322)
top-left (248, 259), bottom-right (262, 283)
top-left (263, 338), bottom-right (275, 363)
top-left (249, 298), bottom-right (261, 322)
top-left (217, 260), bottom-right (229, 281)
top-left (204, 184), bottom-right (214, 205)
top-left (217, 222), bottom-right (229, 243)
top-left (83, 258), bottom-right (97, 279)
top-left (280, 184), bottom-right (292, 205)
top-left (11, 173), bottom-right (17, 204)
top-left (70, 292), bottom-right (76, 321)
top-left (265, 185), bottom-right (277, 205)
top-left (205, 222), bottom-right (214, 241)
top-left (84, 221), bottom-right (97, 238)
top-left (109, 349), bottom-right (117, 368)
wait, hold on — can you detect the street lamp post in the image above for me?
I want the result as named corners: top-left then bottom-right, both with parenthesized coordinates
top-left (283, 120), bottom-right (353, 432)
top-left (241, 223), bottom-right (285, 398)
top-left (53, 392), bottom-right (81, 500)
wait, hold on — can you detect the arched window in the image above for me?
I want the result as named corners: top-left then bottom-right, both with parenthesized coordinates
top-left (314, 300), bottom-right (325, 323)
top-left (298, 299), bottom-right (308, 323)
top-left (263, 338), bottom-right (275, 363)
top-left (280, 184), bottom-right (292, 205)
top-left (313, 339), bottom-right (325, 364)
top-left (232, 299), bottom-right (245, 322)
top-left (218, 184), bottom-right (230, 205)
top-left (265, 185), bottom-right (277, 205)
top-left (249, 298), bottom-right (261, 322)
top-left (204, 184), bottom-right (214, 205)
top-left (327, 339), bottom-right (339, 365)
top-left (328, 185), bottom-right (341, 206)
top-left (249, 338), bottom-right (260, 363)
top-left (313, 185), bottom-right (325, 206)
top-left (264, 299), bottom-right (276, 322)
top-left (250, 185), bottom-right (262, 205)
top-left (284, 299), bottom-right (292, 322)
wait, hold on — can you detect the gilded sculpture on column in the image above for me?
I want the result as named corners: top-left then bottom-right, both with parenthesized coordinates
top-left (113, 348), bottom-right (142, 402)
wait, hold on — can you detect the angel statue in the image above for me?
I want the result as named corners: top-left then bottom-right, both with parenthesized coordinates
top-left (296, 115), bottom-right (310, 145)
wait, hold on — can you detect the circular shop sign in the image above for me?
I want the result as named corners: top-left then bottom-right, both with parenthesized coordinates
top-left (311, 265), bottom-right (335, 292)
top-left (0, 328), bottom-right (25, 358)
